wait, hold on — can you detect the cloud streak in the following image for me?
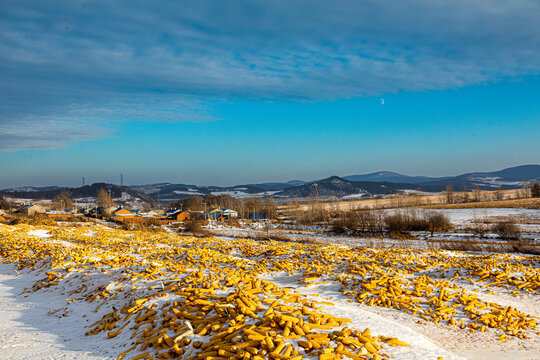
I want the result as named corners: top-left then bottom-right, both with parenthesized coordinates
top-left (1, 0), bottom-right (540, 149)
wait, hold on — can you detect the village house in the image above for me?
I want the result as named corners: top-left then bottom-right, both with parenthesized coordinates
top-left (18, 204), bottom-right (47, 216)
top-left (165, 208), bottom-right (190, 222)
top-left (112, 207), bottom-right (134, 217)
top-left (207, 208), bottom-right (238, 221)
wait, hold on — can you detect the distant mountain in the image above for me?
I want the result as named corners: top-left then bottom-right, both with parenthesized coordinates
top-left (2, 183), bottom-right (155, 207)
top-left (416, 165), bottom-right (540, 190)
top-left (132, 177), bottom-right (417, 202)
top-left (130, 182), bottom-right (289, 202)
top-left (344, 171), bottom-right (442, 184)
top-left (463, 164), bottom-right (540, 181)
top-left (1, 185), bottom-right (65, 192)
top-left (345, 165), bottom-right (540, 190)
top-left (286, 180), bottom-right (307, 186)
top-left (4, 165), bottom-right (538, 204)
top-left (274, 176), bottom-right (417, 199)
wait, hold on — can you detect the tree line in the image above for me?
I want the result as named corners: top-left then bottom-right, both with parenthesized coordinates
top-left (170, 194), bottom-right (277, 219)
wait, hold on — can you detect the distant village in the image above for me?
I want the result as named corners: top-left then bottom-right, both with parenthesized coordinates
top-left (5, 202), bottom-right (271, 224)
top-left (0, 188), bottom-right (275, 226)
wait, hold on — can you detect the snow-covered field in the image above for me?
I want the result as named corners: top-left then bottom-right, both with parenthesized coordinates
top-left (1, 223), bottom-right (539, 360)
top-left (0, 263), bottom-right (114, 359)
top-left (211, 208), bottom-right (540, 252)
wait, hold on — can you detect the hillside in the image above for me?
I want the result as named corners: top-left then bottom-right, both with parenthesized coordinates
top-left (4, 165), bottom-right (538, 203)
top-left (131, 182), bottom-right (291, 202)
top-left (1, 183), bottom-right (155, 206)
top-left (344, 171), bottom-right (440, 184)
top-left (346, 165), bottom-right (540, 190)
top-left (274, 176), bottom-right (418, 198)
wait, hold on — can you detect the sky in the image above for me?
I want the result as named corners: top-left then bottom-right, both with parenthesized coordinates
top-left (1, 0), bottom-right (539, 188)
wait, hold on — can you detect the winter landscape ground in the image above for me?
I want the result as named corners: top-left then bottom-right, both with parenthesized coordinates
top-left (1, 204), bottom-right (539, 360)
top-left (3, 1), bottom-right (540, 360)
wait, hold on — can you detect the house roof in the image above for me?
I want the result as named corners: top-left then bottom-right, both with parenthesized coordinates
top-left (113, 207), bottom-right (133, 215)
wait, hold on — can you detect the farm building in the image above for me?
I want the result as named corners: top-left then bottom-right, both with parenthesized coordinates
top-left (112, 207), bottom-right (134, 216)
top-left (222, 209), bottom-right (238, 218)
top-left (165, 209), bottom-right (190, 221)
top-left (207, 208), bottom-right (238, 220)
top-left (249, 212), bottom-right (266, 220)
top-left (18, 204), bottom-right (46, 216)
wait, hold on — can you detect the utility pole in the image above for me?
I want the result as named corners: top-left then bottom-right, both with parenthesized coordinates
top-left (82, 177), bottom-right (85, 186)
top-left (120, 174), bottom-right (124, 186)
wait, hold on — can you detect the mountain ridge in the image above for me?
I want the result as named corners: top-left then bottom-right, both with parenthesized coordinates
top-left (2, 165), bottom-right (538, 203)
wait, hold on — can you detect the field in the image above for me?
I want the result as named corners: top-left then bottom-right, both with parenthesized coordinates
top-left (277, 190), bottom-right (539, 213)
top-left (1, 222), bottom-right (539, 360)
top-left (211, 208), bottom-right (540, 255)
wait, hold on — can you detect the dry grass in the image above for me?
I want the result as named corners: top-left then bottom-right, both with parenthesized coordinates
top-left (279, 188), bottom-right (529, 214)
top-left (182, 219), bottom-right (214, 237)
top-left (121, 220), bottom-right (165, 233)
top-left (418, 238), bottom-right (539, 255)
top-left (6, 214), bottom-right (58, 226)
top-left (492, 221), bottom-right (521, 240)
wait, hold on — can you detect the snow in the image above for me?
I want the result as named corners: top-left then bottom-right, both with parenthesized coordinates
top-left (210, 190), bottom-right (252, 197)
top-left (442, 208), bottom-right (540, 224)
top-left (469, 176), bottom-right (522, 187)
top-left (0, 264), bottom-right (111, 359)
top-left (48, 239), bottom-right (77, 248)
top-left (173, 190), bottom-right (203, 195)
top-left (2, 222), bottom-right (540, 359)
top-left (28, 229), bottom-right (51, 238)
top-left (342, 192), bottom-right (368, 200)
top-left (262, 272), bottom-right (465, 360)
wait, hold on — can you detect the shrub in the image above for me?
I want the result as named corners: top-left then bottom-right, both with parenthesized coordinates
top-left (357, 211), bottom-right (380, 234)
top-left (532, 182), bottom-right (540, 198)
top-left (471, 223), bottom-right (489, 238)
top-left (64, 215), bottom-right (88, 223)
top-left (331, 212), bottom-right (358, 234)
top-left (184, 219), bottom-right (211, 236)
top-left (384, 211), bottom-right (429, 234)
top-left (492, 221), bottom-right (521, 240)
top-left (384, 213), bottom-right (410, 234)
top-left (121, 219), bottom-right (164, 232)
top-left (426, 212), bottom-right (453, 236)
top-left (10, 214), bottom-right (57, 226)
top-left (225, 218), bottom-right (241, 227)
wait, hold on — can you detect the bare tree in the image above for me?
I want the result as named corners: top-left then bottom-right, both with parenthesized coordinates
top-left (520, 181), bottom-right (531, 199)
top-left (445, 185), bottom-right (454, 204)
top-left (245, 197), bottom-right (262, 218)
top-left (472, 184), bottom-right (481, 202)
top-left (263, 195), bottom-right (277, 219)
top-left (54, 190), bottom-right (73, 210)
top-left (97, 188), bottom-right (114, 207)
top-left (175, 196), bottom-right (204, 211)
top-left (494, 186), bottom-right (504, 201)
top-left (0, 196), bottom-right (14, 211)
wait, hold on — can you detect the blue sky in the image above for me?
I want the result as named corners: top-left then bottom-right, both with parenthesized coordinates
top-left (1, 1), bottom-right (539, 187)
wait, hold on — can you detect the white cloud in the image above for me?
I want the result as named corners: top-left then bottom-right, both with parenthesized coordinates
top-left (1, 0), bottom-right (540, 150)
